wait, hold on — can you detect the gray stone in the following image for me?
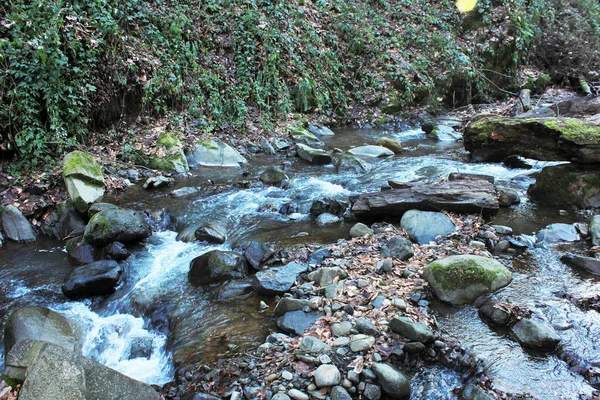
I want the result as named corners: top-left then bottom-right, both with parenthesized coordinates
top-left (371, 296), bottom-right (386, 309)
top-left (63, 151), bottom-right (105, 213)
top-left (492, 225), bottom-right (513, 235)
top-left (62, 260), bottom-right (123, 299)
top-left (423, 255), bottom-right (512, 306)
top-left (39, 202), bottom-right (86, 240)
top-left (334, 155), bottom-right (370, 174)
top-left (287, 389), bottom-right (309, 400)
top-left (194, 223), bottom-right (227, 244)
top-left (349, 334), bottom-right (375, 352)
top-left (561, 253), bottom-right (600, 275)
top-left (331, 386), bottom-right (352, 400)
top-left (260, 166), bottom-right (289, 187)
top-left (497, 187), bottom-right (520, 207)
top-left (4, 307), bottom-right (78, 357)
top-left (393, 298), bottom-right (407, 310)
top-left (314, 364), bottom-right (341, 387)
top-left (363, 383), bottom-right (381, 400)
top-left (188, 250), bottom-right (248, 285)
top-left (299, 336), bottom-right (331, 353)
top-left (511, 318), bottom-right (561, 351)
top-left (375, 137), bottom-right (402, 154)
top-left (333, 337), bottom-right (350, 347)
top-left (331, 321), bottom-right (353, 337)
top-left (260, 137), bottom-right (276, 155)
top-left (400, 210), bottom-right (456, 244)
top-left (591, 215), bottom-right (600, 246)
top-left (307, 267), bottom-right (348, 286)
top-left (274, 298), bottom-right (310, 316)
top-left (308, 124), bottom-right (335, 137)
top-left (192, 139), bottom-right (247, 167)
top-left (355, 317), bottom-right (380, 336)
top-left (389, 316), bottom-right (434, 343)
top-left (84, 208), bottom-right (151, 247)
top-left (348, 145), bottom-right (394, 158)
top-left (429, 125), bottom-right (462, 141)
top-left (349, 223), bottom-right (373, 237)
top-left (478, 300), bottom-right (512, 326)
top-left (372, 363), bottom-right (410, 399)
top-left (324, 283), bottom-right (339, 299)
top-left (278, 311), bottom-right (323, 335)
top-left (252, 262), bottom-right (308, 295)
top-left (0, 205), bottom-right (37, 243)
top-left (381, 236), bottom-right (414, 260)
top-left (309, 248), bottom-right (332, 265)
top-left (316, 213), bottom-right (340, 226)
top-left (462, 383), bottom-right (495, 400)
top-left (296, 144), bottom-right (332, 165)
top-left (244, 241), bottom-right (276, 269)
top-left (143, 176), bottom-right (172, 190)
top-left (288, 125), bottom-right (325, 147)
top-left (535, 223), bottom-right (579, 247)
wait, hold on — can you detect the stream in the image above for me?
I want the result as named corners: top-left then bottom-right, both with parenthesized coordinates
top-left (1, 127), bottom-right (599, 399)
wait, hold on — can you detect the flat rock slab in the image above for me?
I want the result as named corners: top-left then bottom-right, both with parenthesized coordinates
top-left (561, 253), bottom-right (600, 275)
top-left (192, 139), bottom-right (247, 167)
top-left (350, 180), bottom-right (499, 218)
top-left (348, 145), bottom-right (394, 158)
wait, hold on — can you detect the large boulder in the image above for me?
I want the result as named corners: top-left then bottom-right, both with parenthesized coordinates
top-left (288, 125), bottom-right (325, 147)
top-left (84, 208), bottom-right (152, 247)
top-left (348, 145), bottom-right (394, 158)
top-left (429, 125), bottom-right (462, 141)
top-left (375, 137), bottom-right (403, 154)
top-left (188, 250), bottom-right (248, 285)
top-left (528, 164), bottom-right (600, 208)
top-left (334, 155), bottom-right (370, 174)
top-left (62, 260), bottom-right (123, 299)
top-left (39, 202), bottom-right (86, 240)
top-left (591, 215), bottom-right (600, 245)
top-left (0, 205), bottom-right (37, 243)
top-left (560, 253), bottom-right (600, 275)
top-left (4, 306), bottom-right (79, 357)
top-left (400, 210), bottom-right (456, 244)
top-left (423, 255), bottom-right (512, 306)
top-left (252, 262), bottom-right (308, 295)
top-left (296, 143), bottom-right (332, 165)
top-left (5, 340), bottom-right (160, 400)
top-left (260, 166), bottom-right (289, 187)
top-left (63, 151), bottom-right (105, 213)
top-left (464, 115), bottom-right (600, 163)
top-left (372, 363), bottom-right (411, 399)
top-left (243, 241), bottom-right (277, 270)
top-left (535, 223), bottom-right (580, 247)
top-left (511, 318), bottom-right (560, 351)
top-left (192, 139), bottom-right (247, 167)
top-left (134, 132), bottom-right (189, 174)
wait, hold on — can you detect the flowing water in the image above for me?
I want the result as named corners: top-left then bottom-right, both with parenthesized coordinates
top-left (0, 127), bottom-right (599, 398)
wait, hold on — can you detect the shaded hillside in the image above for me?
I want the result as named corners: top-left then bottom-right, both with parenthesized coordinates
top-left (1, 0), bottom-right (599, 165)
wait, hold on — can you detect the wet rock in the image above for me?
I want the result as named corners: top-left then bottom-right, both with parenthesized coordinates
top-left (316, 213), bottom-right (340, 226)
top-left (349, 335), bottom-right (375, 352)
top-left (591, 215), bottom-right (600, 246)
top-left (331, 386), bottom-right (352, 400)
top-left (511, 318), bottom-right (561, 351)
top-left (314, 364), bottom-right (341, 387)
top-left (84, 208), bottom-right (151, 247)
top-left (296, 144), bottom-right (332, 165)
top-left (194, 223), bottom-right (227, 244)
top-left (63, 151), bottom-right (105, 213)
top-left (252, 261), bottom-right (308, 295)
top-left (310, 198), bottom-right (347, 217)
top-left (192, 139), bottom-right (247, 167)
top-left (355, 317), bottom-right (380, 336)
top-left (260, 166), bottom-right (290, 187)
top-left (309, 248), bottom-right (332, 265)
top-left (243, 241), bottom-right (277, 270)
top-left (260, 137), bottom-right (276, 155)
top-left (478, 300), bottom-right (512, 326)
top-left (462, 383), bottom-right (495, 400)
top-left (331, 321), bottom-right (352, 337)
top-left (497, 187), bottom-right (521, 207)
top-left (535, 223), bottom-right (579, 247)
top-left (389, 316), bottom-right (434, 342)
top-left (403, 342), bottom-right (426, 353)
top-left (429, 125), bottom-right (462, 141)
top-left (561, 253), bottom-right (600, 275)
top-left (375, 137), bottom-right (402, 154)
top-left (381, 236), bottom-right (414, 260)
top-left (348, 145), bottom-right (394, 158)
top-left (400, 210), bottom-right (456, 244)
top-left (334, 155), bottom-right (370, 174)
top-left (39, 202), bottom-right (86, 240)
top-left (4, 307), bottom-right (79, 357)
top-left (423, 255), bottom-right (512, 306)
top-left (528, 164), bottom-right (600, 208)
top-left (308, 124), bottom-right (335, 137)
top-left (66, 236), bottom-right (99, 265)
top-left (87, 202), bottom-right (119, 218)
top-left (299, 336), bottom-right (331, 353)
top-left (104, 241), bottom-right (131, 261)
top-left (492, 225), bottom-right (513, 235)
top-left (1, 205), bottom-right (37, 243)
top-left (189, 250), bottom-right (248, 285)
top-left (143, 175), bottom-right (172, 190)
top-left (350, 223), bottom-right (373, 237)
top-left (363, 383), bottom-right (381, 400)
top-left (288, 125), bottom-right (325, 147)
top-left (372, 363), bottom-right (410, 399)
top-left (503, 155), bottom-right (533, 169)
top-left (508, 234), bottom-right (535, 248)
top-left (62, 260), bottom-right (123, 299)
top-left (278, 310), bottom-right (323, 335)
top-left (307, 267), bottom-right (348, 286)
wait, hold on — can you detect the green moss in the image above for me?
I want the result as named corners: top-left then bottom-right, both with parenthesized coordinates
top-left (197, 139), bottom-right (220, 151)
top-left (63, 151), bottom-right (103, 183)
top-left (428, 259), bottom-right (498, 292)
top-left (157, 131), bottom-right (181, 150)
top-left (525, 74), bottom-right (552, 93)
top-left (89, 213), bottom-right (113, 238)
top-left (543, 119), bottom-right (600, 144)
top-left (287, 124), bottom-right (311, 137)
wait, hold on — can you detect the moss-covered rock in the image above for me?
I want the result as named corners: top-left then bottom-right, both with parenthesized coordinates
top-left (288, 125), bottom-right (325, 148)
top-left (84, 208), bottom-right (151, 246)
top-left (188, 250), bottom-right (248, 285)
top-left (375, 137), bottom-right (403, 154)
top-left (334, 155), bottom-right (370, 174)
top-left (132, 131), bottom-right (189, 174)
top-left (296, 143), bottom-right (332, 165)
top-left (423, 255), bottom-right (512, 306)
top-left (63, 151), bottom-right (105, 213)
top-left (528, 164), bottom-right (600, 208)
top-left (464, 115), bottom-right (600, 163)
top-left (191, 139), bottom-right (247, 167)
top-left (260, 166), bottom-right (289, 187)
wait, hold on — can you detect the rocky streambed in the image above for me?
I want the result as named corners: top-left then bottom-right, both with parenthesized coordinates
top-left (1, 101), bottom-right (600, 400)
